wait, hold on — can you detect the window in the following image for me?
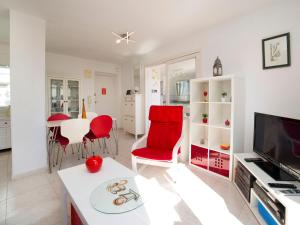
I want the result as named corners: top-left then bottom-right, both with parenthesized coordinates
top-left (0, 67), bottom-right (10, 107)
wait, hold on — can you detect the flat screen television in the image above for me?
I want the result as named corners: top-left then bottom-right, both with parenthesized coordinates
top-left (253, 112), bottom-right (300, 181)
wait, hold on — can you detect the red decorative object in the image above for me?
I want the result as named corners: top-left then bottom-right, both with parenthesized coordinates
top-left (209, 150), bottom-right (230, 177)
top-left (191, 145), bottom-right (208, 169)
top-left (220, 144), bottom-right (230, 150)
top-left (71, 204), bottom-right (84, 225)
top-left (102, 88), bottom-right (107, 95)
top-left (85, 154), bottom-right (103, 173)
top-left (202, 118), bottom-right (208, 123)
top-left (203, 91), bottom-right (208, 97)
top-left (225, 119), bottom-right (230, 126)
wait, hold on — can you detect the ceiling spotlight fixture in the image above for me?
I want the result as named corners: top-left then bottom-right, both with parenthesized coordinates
top-left (112, 31), bottom-right (136, 45)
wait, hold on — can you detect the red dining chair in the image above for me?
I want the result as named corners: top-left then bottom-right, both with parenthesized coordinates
top-left (47, 113), bottom-right (70, 141)
top-left (85, 115), bottom-right (113, 155)
top-left (47, 113), bottom-right (70, 167)
top-left (131, 105), bottom-right (183, 172)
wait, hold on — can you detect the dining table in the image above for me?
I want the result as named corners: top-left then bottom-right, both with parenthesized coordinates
top-left (46, 117), bottom-right (119, 173)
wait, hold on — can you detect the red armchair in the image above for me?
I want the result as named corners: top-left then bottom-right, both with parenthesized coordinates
top-left (131, 105), bottom-right (183, 172)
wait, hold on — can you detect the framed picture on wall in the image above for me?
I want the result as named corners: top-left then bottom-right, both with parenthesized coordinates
top-left (262, 33), bottom-right (291, 69)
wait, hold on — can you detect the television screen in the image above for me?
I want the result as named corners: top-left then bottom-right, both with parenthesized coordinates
top-left (254, 113), bottom-right (300, 178)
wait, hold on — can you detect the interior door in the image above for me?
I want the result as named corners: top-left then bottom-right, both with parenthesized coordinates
top-left (94, 74), bottom-right (117, 118)
top-left (49, 78), bottom-right (64, 115)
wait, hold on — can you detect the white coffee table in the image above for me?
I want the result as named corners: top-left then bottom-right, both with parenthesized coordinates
top-left (58, 157), bottom-right (180, 225)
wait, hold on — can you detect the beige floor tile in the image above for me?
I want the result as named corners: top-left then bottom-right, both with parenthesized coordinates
top-left (6, 184), bottom-right (56, 213)
top-left (0, 200), bottom-right (6, 225)
top-left (0, 185), bottom-right (7, 202)
top-left (238, 204), bottom-right (260, 225)
top-left (7, 173), bottom-right (50, 198)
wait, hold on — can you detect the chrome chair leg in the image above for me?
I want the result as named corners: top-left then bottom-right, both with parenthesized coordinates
top-left (56, 144), bottom-right (60, 165)
top-left (106, 138), bottom-right (110, 154)
top-left (77, 144), bottom-right (80, 160)
top-left (97, 139), bottom-right (104, 154)
top-left (59, 148), bottom-right (65, 170)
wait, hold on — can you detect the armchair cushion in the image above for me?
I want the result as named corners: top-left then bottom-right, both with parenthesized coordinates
top-left (147, 106), bottom-right (183, 152)
top-left (132, 147), bottom-right (179, 161)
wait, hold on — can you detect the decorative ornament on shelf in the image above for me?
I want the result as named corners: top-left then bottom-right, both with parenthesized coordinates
top-left (225, 119), bottom-right (230, 127)
top-left (220, 144), bottom-right (230, 151)
top-left (200, 138), bottom-right (205, 145)
top-left (202, 113), bottom-right (208, 124)
top-left (81, 98), bottom-right (87, 119)
top-left (213, 57), bottom-right (223, 76)
top-left (203, 91), bottom-right (208, 102)
top-left (85, 153), bottom-right (103, 173)
top-left (221, 92), bottom-right (227, 102)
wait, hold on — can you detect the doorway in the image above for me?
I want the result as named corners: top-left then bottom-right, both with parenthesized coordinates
top-left (94, 73), bottom-right (118, 118)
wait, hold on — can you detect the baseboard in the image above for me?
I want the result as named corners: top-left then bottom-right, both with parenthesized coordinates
top-left (12, 166), bottom-right (48, 180)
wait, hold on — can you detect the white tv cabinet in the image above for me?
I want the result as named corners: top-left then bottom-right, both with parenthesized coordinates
top-left (234, 153), bottom-right (300, 225)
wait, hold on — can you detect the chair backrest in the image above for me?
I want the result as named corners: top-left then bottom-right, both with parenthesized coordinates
top-left (90, 115), bottom-right (113, 138)
top-left (47, 113), bottom-right (70, 121)
top-left (61, 119), bottom-right (90, 144)
top-left (78, 112), bottom-right (98, 120)
top-left (147, 106), bottom-right (183, 151)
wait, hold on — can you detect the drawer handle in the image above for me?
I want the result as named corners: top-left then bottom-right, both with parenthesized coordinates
top-left (4, 122), bottom-right (7, 124)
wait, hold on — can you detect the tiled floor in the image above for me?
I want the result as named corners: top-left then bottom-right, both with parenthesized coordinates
top-left (0, 131), bottom-right (259, 225)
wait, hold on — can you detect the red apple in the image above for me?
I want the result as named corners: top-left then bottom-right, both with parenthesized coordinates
top-left (85, 154), bottom-right (103, 173)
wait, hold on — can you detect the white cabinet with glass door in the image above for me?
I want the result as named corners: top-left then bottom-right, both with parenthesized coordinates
top-left (48, 77), bottom-right (81, 119)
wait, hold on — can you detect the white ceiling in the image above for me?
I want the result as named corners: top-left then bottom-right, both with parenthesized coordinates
top-left (0, 0), bottom-right (274, 63)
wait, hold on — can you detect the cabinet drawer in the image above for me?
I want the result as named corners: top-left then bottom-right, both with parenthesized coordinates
top-left (123, 116), bottom-right (135, 134)
top-left (209, 150), bottom-right (230, 177)
top-left (125, 96), bottom-right (135, 102)
top-left (123, 102), bottom-right (135, 116)
top-left (191, 145), bottom-right (208, 169)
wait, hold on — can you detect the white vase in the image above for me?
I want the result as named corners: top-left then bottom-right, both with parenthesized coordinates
top-left (221, 97), bottom-right (226, 102)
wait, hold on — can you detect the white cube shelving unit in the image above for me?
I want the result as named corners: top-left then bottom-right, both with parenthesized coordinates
top-left (189, 75), bottom-right (243, 180)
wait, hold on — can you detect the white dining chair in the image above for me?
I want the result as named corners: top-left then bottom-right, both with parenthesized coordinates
top-left (57, 118), bottom-right (90, 169)
top-left (78, 112), bottom-right (98, 120)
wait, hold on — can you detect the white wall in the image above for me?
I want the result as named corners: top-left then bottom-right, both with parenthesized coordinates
top-left (142, 0), bottom-right (300, 152)
top-left (10, 10), bottom-right (46, 177)
top-left (46, 52), bottom-right (122, 124)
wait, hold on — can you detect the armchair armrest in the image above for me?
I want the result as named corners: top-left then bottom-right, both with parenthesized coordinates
top-left (131, 134), bottom-right (148, 152)
top-left (172, 135), bottom-right (184, 162)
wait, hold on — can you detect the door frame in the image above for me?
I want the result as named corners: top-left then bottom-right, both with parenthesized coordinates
top-left (47, 76), bottom-right (82, 117)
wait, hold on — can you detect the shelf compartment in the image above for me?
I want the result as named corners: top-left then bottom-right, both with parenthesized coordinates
top-left (209, 127), bottom-right (231, 151)
top-left (250, 190), bottom-right (280, 225)
top-left (191, 125), bottom-right (208, 148)
top-left (209, 150), bottom-right (230, 177)
top-left (190, 102), bottom-right (209, 124)
top-left (209, 79), bottom-right (231, 103)
top-left (191, 80), bottom-right (209, 103)
top-left (191, 145), bottom-right (208, 169)
top-left (209, 101), bottom-right (231, 128)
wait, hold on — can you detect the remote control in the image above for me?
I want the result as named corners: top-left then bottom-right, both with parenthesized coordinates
top-left (279, 189), bottom-right (300, 195)
top-left (268, 183), bottom-right (297, 189)
top-left (245, 158), bottom-right (264, 162)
